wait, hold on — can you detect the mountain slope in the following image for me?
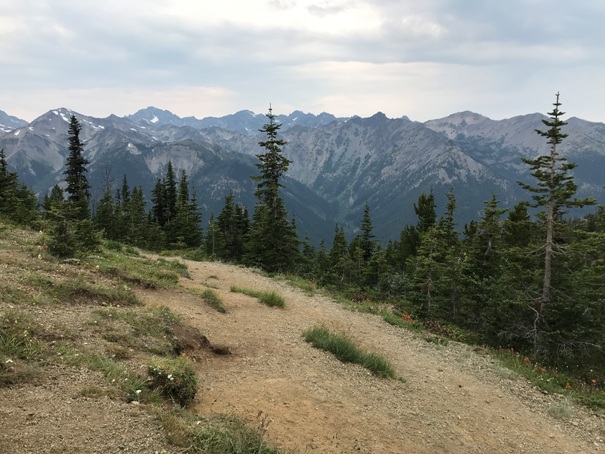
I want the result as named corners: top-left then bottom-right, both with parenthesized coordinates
top-left (126, 106), bottom-right (345, 135)
top-left (3, 106), bottom-right (605, 243)
top-left (0, 109), bottom-right (28, 133)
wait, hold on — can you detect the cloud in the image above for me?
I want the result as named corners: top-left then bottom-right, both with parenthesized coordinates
top-left (0, 0), bottom-right (604, 122)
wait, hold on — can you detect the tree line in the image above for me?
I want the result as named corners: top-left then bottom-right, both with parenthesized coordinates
top-left (1, 96), bottom-right (603, 378)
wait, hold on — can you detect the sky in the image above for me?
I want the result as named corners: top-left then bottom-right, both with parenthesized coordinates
top-left (1, 0), bottom-right (604, 123)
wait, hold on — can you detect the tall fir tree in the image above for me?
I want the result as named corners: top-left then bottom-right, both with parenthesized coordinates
top-left (246, 106), bottom-right (299, 272)
top-left (164, 161), bottom-right (178, 223)
top-left (359, 201), bottom-right (376, 263)
top-left (63, 115), bottom-right (90, 220)
top-left (517, 93), bottom-right (595, 354)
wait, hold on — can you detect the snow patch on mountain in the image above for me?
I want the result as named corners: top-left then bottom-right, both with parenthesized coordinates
top-left (127, 143), bottom-right (141, 155)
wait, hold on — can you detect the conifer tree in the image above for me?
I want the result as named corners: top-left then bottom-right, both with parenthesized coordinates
top-left (518, 93), bottom-right (595, 353)
top-left (94, 183), bottom-right (116, 239)
top-left (359, 201), bottom-right (376, 262)
top-left (43, 185), bottom-right (65, 217)
top-left (0, 149), bottom-right (38, 225)
top-left (205, 213), bottom-right (219, 258)
top-left (47, 115), bottom-right (100, 257)
top-left (151, 178), bottom-right (167, 227)
top-left (164, 162), bottom-right (178, 223)
top-left (217, 192), bottom-right (247, 261)
top-left (246, 106), bottom-right (299, 272)
top-left (396, 191), bottom-right (437, 267)
top-left (466, 194), bottom-right (507, 331)
top-left (63, 115), bottom-right (90, 220)
top-left (328, 225), bottom-right (352, 286)
top-left (125, 186), bottom-right (148, 247)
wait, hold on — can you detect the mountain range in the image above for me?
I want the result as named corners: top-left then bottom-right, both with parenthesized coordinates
top-left (1, 106), bottom-right (604, 244)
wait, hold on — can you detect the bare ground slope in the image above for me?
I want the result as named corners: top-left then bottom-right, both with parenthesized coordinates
top-left (140, 259), bottom-right (605, 454)
top-left (1, 241), bottom-right (604, 453)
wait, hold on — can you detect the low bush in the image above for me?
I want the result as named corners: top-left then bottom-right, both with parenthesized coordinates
top-left (148, 356), bottom-right (198, 407)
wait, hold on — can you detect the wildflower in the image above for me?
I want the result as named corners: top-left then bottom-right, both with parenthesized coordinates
top-left (566, 383), bottom-right (571, 389)
top-left (523, 357), bottom-right (529, 364)
top-left (592, 379), bottom-right (597, 384)
top-left (5, 359), bottom-right (14, 364)
top-left (167, 374), bottom-right (174, 381)
top-left (135, 389), bottom-right (142, 395)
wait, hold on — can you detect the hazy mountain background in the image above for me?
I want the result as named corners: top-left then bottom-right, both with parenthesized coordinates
top-left (1, 106), bottom-right (604, 244)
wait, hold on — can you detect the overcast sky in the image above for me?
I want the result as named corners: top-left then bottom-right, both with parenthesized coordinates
top-left (1, 0), bottom-right (604, 123)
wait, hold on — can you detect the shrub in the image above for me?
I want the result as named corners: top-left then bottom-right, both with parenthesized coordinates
top-left (148, 356), bottom-right (198, 406)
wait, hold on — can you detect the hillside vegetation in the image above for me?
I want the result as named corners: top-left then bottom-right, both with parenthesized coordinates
top-left (1, 222), bottom-right (604, 453)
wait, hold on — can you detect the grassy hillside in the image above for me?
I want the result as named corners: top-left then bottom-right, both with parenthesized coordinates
top-left (0, 221), bottom-right (291, 453)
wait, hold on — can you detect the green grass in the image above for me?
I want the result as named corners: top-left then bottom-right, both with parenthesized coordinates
top-left (156, 258), bottom-right (191, 279)
top-left (230, 286), bottom-right (285, 308)
top-left (156, 411), bottom-right (296, 454)
top-left (280, 274), bottom-right (318, 296)
top-left (187, 414), bottom-right (293, 454)
top-left (382, 311), bottom-right (425, 332)
top-left (0, 310), bottom-right (46, 361)
top-left (90, 249), bottom-right (183, 288)
top-left (54, 277), bottom-right (141, 306)
top-left (303, 326), bottom-right (395, 378)
top-left (494, 348), bottom-right (605, 410)
top-left (200, 289), bottom-right (227, 313)
top-left (0, 285), bottom-right (33, 306)
top-left (92, 306), bottom-right (180, 356)
top-left (60, 348), bottom-right (162, 403)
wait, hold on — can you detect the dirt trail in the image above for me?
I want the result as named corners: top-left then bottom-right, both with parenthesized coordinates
top-left (141, 259), bottom-right (605, 454)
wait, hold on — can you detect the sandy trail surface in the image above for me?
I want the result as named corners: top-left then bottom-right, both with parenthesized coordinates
top-left (141, 259), bottom-right (605, 454)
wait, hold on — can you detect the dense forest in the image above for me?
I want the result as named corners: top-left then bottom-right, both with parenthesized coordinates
top-left (1, 96), bottom-right (604, 382)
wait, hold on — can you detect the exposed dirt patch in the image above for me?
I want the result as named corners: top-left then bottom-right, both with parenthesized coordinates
top-left (0, 365), bottom-right (174, 454)
top-left (150, 259), bottom-right (604, 454)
